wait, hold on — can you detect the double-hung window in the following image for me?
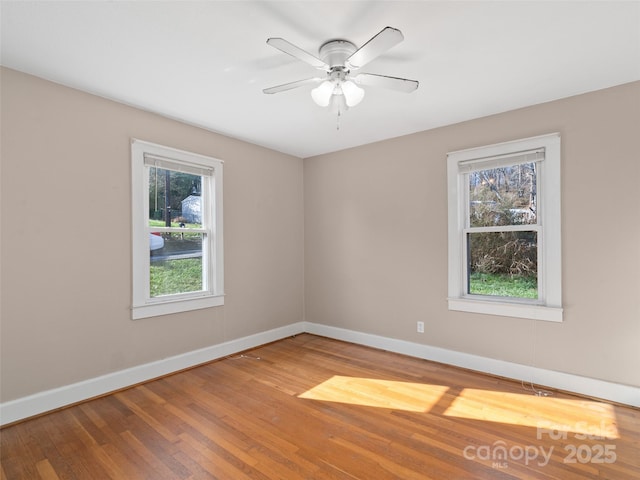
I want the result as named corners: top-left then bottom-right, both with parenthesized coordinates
top-left (131, 139), bottom-right (224, 319)
top-left (447, 133), bottom-right (562, 322)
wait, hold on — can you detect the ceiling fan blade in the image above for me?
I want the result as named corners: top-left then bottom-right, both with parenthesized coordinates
top-left (266, 38), bottom-right (328, 70)
top-left (353, 73), bottom-right (419, 93)
top-left (263, 77), bottom-right (322, 94)
top-left (346, 27), bottom-right (404, 69)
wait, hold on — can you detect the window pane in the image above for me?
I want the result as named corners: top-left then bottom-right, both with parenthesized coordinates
top-left (469, 163), bottom-right (537, 227)
top-left (467, 231), bottom-right (537, 299)
top-left (150, 233), bottom-right (204, 297)
top-left (148, 166), bottom-right (203, 228)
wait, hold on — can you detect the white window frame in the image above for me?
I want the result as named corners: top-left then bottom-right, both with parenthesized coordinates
top-left (131, 139), bottom-right (224, 319)
top-left (447, 133), bottom-right (562, 322)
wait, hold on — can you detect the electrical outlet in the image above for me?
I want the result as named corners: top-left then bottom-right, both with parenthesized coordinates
top-left (417, 321), bottom-right (424, 333)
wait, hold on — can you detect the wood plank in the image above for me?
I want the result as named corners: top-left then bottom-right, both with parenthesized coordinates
top-left (1, 334), bottom-right (638, 479)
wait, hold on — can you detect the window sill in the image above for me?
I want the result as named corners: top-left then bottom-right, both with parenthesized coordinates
top-left (448, 297), bottom-right (563, 322)
top-left (132, 294), bottom-right (224, 320)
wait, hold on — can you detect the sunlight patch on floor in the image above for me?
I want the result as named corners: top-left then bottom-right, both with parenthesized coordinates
top-left (298, 376), bottom-right (449, 412)
top-left (443, 388), bottom-right (619, 439)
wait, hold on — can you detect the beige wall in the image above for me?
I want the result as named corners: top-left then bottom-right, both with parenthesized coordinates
top-left (2, 67), bottom-right (638, 405)
top-left (0, 68), bottom-right (304, 402)
top-left (305, 81), bottom-right (640, 387)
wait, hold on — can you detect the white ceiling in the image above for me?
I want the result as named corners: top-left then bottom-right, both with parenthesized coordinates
top-left (2, 1), bottom-right (639, 158)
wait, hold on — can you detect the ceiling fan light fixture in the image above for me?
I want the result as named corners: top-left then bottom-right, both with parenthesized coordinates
top-left (311, 80), bottom-right (335, 107)
top-left (341, 80), bottom-right (365, 107)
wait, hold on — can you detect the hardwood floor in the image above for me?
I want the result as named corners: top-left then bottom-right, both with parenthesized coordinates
top-left (1, 334), bottom-right (639, 479)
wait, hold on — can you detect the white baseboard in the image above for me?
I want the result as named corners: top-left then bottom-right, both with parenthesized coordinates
top-left (0, 322), bottom-right (306, 426)
top-left (2, 321), bottom-right (638, 426)
top-left (303, 322), bottom-right (640, 408)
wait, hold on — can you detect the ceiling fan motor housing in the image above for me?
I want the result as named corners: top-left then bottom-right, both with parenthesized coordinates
top-left (318, 40), bottom-right (357, 69)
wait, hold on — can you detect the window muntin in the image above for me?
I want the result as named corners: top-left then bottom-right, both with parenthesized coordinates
top-left (132, 140), bottom-right (223, 319)
top-left (447, 134), bottom-right (562, 322)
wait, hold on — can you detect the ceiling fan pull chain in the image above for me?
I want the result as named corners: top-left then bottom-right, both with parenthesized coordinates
top-left (336, 111), bottom-right (341, 131)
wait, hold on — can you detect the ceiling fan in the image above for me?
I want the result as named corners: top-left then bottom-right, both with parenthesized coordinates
top-left (263, 26), bottom-right (419, 115)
